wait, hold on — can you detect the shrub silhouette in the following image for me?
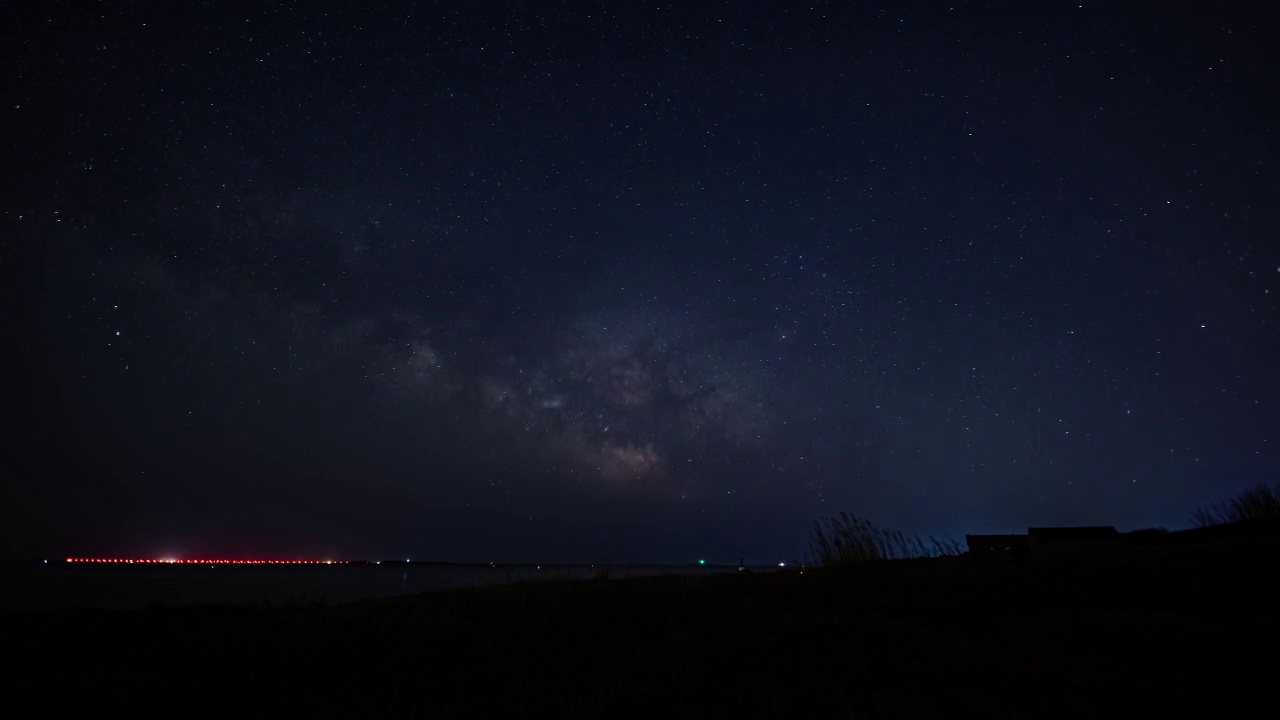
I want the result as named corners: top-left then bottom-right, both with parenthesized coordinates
top-left (1191, 483), bottom-right (1280, 527)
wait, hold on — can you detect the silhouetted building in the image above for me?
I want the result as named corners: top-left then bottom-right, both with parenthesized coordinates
top-left (965, 534), bottom-right (1030, 563)
top-left (1028, 526), bottom-right (1120, 562)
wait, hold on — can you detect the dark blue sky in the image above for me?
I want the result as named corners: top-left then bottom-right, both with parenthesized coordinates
top-left (6, 1), bottom-right (1277, 562)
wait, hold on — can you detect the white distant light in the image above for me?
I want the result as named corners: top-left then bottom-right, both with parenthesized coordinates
top-left (778, 562), bottom-right (786, 567)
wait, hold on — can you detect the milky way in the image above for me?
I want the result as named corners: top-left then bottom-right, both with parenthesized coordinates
top-left (474, 310), bottom-right (776, 498)
top-left (6, 2), bottom-right (1277, 562)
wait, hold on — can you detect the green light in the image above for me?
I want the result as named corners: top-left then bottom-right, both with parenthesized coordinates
top-left (698, 559), bottom-right (705, 565)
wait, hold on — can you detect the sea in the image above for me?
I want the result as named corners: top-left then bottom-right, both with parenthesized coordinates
top-left (0, 561), bottom-right (774, 612)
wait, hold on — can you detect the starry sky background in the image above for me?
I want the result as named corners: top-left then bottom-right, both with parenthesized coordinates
top-left (5, 1), bottom-right (1277, 563)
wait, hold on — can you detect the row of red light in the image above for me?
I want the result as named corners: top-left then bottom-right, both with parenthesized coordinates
top-left (65, 558), bottom-right (347, 565)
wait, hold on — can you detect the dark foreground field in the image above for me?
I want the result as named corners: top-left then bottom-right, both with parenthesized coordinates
top-left (6, 540), bottom-right (1276, 718)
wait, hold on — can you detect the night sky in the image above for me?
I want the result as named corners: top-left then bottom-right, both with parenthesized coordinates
top-left (6, 1), bottom-right (1277, 563)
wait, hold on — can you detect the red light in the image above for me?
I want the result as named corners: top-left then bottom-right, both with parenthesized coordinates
top-left (67, 555), bottom-right (350, 565)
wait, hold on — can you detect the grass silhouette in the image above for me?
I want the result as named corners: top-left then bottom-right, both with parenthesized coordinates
top-left (809, 512), bottom-right (965, 565)
top-left (1191, 482), bottom-right (1280, 527)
